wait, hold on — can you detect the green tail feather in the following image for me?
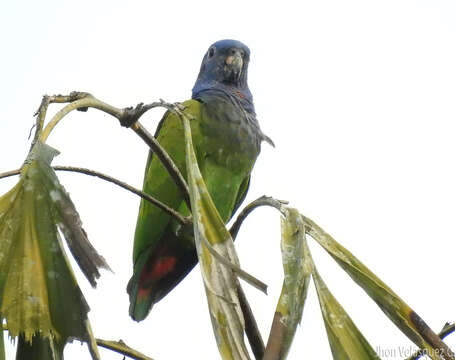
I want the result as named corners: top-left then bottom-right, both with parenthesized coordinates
top-left (127, 250), bottom-right (155, 322)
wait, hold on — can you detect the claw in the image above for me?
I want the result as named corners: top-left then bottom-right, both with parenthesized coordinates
top-left (174, 102), bottom-right (186, 111)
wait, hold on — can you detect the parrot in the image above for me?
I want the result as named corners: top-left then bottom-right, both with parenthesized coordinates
top-left (127, 39), bottom-right (272, 321)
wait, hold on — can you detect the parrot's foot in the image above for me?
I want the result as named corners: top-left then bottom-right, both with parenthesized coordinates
top-left (119, 103), bottom-right (146, 127)
top-left (173, 101), bottom-right (186, 112)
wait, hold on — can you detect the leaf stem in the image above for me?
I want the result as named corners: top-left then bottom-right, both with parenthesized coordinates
top-left (0, 166), bottom-right (190, 226)
top-left (229, 195), bottom-right (288, 239)
top-left (96, 338), bottom-right (155, 360)
top-left (130, 121), bottom-right (190, 207)
top-left (1, 326), bottom-right (154, 360)
top-left (237, 284), bottom-right (265, 360)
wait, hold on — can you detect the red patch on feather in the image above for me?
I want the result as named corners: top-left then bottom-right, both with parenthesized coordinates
top-left (151, 257), bottom-right (177, 278)
top-left (139, 256), bottom-right (178, 294)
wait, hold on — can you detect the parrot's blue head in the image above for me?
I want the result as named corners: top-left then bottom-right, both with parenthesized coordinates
top-left (192, 40), bottom-right (253, 105)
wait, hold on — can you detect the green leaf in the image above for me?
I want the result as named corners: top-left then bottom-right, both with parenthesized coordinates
top-left (0, 142), bottom-right (105, 359)
top-left (264, 208), bottom-right (311, 360)
top-left (181, 112), bottom-right (257, 360)
top-left (312, 266), bottom-right (378, 360)
top-left (303, 215), bottom-right (450, 360)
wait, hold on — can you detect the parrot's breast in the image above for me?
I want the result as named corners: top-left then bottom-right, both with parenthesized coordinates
top-left (196, 91), bottom-right (261, 173)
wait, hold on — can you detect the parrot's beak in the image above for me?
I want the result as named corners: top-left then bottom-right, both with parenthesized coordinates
top-left (224, 51), bottom-right (243, 83)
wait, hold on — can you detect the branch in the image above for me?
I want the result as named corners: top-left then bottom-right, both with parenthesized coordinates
top-left (0, 166), bottom-right (190, 227)
top-left (406, 322), bottom-right (455, 360)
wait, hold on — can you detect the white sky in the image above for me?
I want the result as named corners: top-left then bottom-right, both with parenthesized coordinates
top-left (1, 1), bottom-right (455, 359)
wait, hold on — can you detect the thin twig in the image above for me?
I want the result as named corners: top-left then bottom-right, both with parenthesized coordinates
top-left (0, 169), bottom-right (22, 180)
top-left (0, 166), bottom-right (190, 226)
top-left (96, 338), bottom-right (155, 360)
top-left (406, 323), bottom-right (455, 360)
top-left (2, 325), bottom-right (153, 360)
top-left (30, 95), bottom-right (50, 149)
top-left (440, 323), bottom-right (455, 341)
top-left (229, 195), bottom-right (288, 239)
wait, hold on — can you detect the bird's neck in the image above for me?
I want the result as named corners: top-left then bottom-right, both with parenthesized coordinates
top-left (192, 83), bottom-right (255, 115)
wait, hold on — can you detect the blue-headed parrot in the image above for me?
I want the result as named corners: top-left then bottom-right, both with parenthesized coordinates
top-left (127, 39), bottom-right (272, 321)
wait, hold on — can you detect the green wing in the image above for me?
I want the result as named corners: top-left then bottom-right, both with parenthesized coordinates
top-left (231, 175), bottom-right (250, 217)
top-left (128, 97), bottom-right (259, 321)
top-left (128, 100), bottom-right (203, 320)
top-left (132, 100), bottom-right (201, 263)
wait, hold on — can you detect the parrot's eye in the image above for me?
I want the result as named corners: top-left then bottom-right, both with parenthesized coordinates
top-left (208, 47), bottom-right (215, 58)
